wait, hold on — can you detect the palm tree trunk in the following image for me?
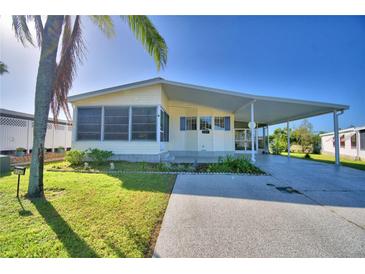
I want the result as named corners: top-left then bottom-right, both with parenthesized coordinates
top-left (28, 16), bottom-right (64, 198)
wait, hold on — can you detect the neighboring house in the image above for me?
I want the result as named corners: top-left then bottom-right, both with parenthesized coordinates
top-left (320, 126), bottom-right (365, 160)
top-left (68, 78), bottom-right (348, 162)
top-left (0, 108), bottom-right (72, 154)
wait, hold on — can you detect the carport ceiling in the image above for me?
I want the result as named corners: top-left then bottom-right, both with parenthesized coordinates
top-left (162, 79), bottom-right (348, 125)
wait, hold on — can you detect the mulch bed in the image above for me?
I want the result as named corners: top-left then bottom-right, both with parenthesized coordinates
top-left (10, 152), bottom-right (65, 165)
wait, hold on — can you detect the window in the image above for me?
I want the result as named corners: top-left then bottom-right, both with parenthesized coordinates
top-left (132, 107), bottom-right (156, 140)
top-left (360, 130), bottom-right (365, 151)
top-left (215, 116), bottom-right (231, 131)
top-left (200, 116), bottom-right (212, 130)
top-left (214, 117), bottom-right (225, 130)
top-left (351, 134), bottom-right (357, 149)
top-left (180, 117), bottom-right (197, 131)
top-left (340, 135), bottom-right (345, 148)
top-left (77, 107), bottom-right (102, 140)
top-left (104, 107), bottom-right (129, 140)
top-left (160, 109), bottom-right (169, 142)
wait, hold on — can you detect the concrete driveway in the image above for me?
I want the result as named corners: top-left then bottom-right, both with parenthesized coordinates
top-left (153, 156), bottom-right (365, 257)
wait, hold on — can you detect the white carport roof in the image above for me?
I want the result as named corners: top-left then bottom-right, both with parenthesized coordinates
top-left (68, 77), bottom-right (349, 126)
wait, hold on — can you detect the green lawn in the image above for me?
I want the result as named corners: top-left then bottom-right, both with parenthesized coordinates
top-left (0, 165), bottom-right (176, 258)
top-left (280, 152), bottom-right (365, 171)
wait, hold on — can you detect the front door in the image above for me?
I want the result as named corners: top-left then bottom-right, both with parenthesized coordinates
top-left (199, 116), bottom-right (213, 151)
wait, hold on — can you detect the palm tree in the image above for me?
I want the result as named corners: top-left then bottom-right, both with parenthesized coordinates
top-left (11, 15), bottom-right (168, 198)
top-left (0, 61), bottom-right (8, 74)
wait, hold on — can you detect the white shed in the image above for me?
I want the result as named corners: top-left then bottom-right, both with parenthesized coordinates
top-left (0, 108), bottom-right (72, 154)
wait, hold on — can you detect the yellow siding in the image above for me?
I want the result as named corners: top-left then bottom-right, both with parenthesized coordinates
top-left (71, 84), bottom-right (236, 154)
top-left (167, 100), bottom-right (235, 152)
top-left (72, 84), bottom-right (162, 155)
top-left (72, 84), bottom-right (162, 107)
top-left (161, 86), bottom-right (169, 112)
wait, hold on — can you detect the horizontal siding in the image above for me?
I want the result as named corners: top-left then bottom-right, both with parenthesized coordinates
top-left (321, 132), bottom-right (359, 158)
top-left (71, 85), bottom-right (163, 155)
top-left (72, 84), bottom-right (162, 107)
top-left (72, 140), bottom-right (160, 155)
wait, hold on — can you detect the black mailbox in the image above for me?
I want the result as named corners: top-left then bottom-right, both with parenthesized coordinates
top-left (14, 166), bottom-right (26, 175)
top-left (14, 166), bottom-right (26, 197)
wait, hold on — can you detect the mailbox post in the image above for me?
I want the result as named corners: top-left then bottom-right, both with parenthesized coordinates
top-left (13, 166), bottom-right (26, 197)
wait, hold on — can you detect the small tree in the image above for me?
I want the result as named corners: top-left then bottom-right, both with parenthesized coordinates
top-left (269, 128), bottom-right (287, 154)
top-left (312, 133), bottom-right (321, 154)
top-left (292, 119), bottom-right (314, 153)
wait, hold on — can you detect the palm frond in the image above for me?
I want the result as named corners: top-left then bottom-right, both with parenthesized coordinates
top-left (0, 61), bottom-right (9, 74)
top-left (12, 15), bottom-right (34, 46)
top-left (121, 16), bottom-right (167, 70)
top-left (33, 16), bottom-right (44, 47)
top-left (52, 15), bottom-right (85, 121)
top-left (89, 15), bottom-right (115, 38)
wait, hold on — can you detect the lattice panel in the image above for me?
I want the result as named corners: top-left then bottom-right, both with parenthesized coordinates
top-left (0, 116), bottom-right (27, 127)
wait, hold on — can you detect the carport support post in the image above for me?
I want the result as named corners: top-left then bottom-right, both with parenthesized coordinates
top-left (255, 128), bottom-right (259, 152)
top-left (266, 126), bottom-right (270, 153)
top-left (250, 102), bottom-right (255, 162)
top-left (287, 121), bottom-right (290, 158)
top-left (333, 110), bottom-right (340, 166)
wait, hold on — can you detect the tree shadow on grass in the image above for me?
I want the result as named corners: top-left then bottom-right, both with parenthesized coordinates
top-left (31, 198), bottom-right (99, 258)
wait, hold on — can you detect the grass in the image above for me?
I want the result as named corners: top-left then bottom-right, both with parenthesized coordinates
top-left (0, 163), bottom-right (176, 258)
top-left (280, 152), bottom-right (365, 171)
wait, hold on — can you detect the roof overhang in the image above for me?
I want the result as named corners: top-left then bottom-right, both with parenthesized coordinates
top-left (68, 78), bottom-right (349, 126)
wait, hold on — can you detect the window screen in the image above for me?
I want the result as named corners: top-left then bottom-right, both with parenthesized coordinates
top-left (160, 109), bottom-right (169, 142)
top-left (132, 107), bottom-right (156, 140)
top-left (200, 116), bottom-right (212, 130)
top-left (77, 107), bottom-right (102, 140)
top-left (104, 107), bottom-right (129, 140)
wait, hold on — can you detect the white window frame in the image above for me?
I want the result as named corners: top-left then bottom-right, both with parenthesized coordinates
top-left (214, 116), bottom-right (225, 130)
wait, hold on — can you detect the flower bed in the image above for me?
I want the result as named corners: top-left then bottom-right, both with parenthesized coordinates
top-left (10, 152), bottom-right (65, 165)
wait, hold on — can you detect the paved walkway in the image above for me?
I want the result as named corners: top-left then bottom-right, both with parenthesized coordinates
top-left (153, 155), bottom-right (365, 257)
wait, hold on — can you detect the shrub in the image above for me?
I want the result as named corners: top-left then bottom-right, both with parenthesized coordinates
top-left (65, 150), bottom-right (86, 167)
top-left (86, 148), bottom-right (113, 165)
top-left (270, 136), bottom-right (287, 155)
top-left (304, 153), bottom-right (311, 159)
top-left (16, 147), bottom-right (26, 152)
top-left (207, 155), bottom-right (264, 174)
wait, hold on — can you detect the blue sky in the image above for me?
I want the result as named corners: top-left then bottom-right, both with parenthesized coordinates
top-left (1, 16), bottom-right (364, 132)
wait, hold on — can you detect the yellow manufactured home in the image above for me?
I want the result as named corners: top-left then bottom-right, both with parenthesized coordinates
top-left (68, 78), bottom-right (348, 163)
